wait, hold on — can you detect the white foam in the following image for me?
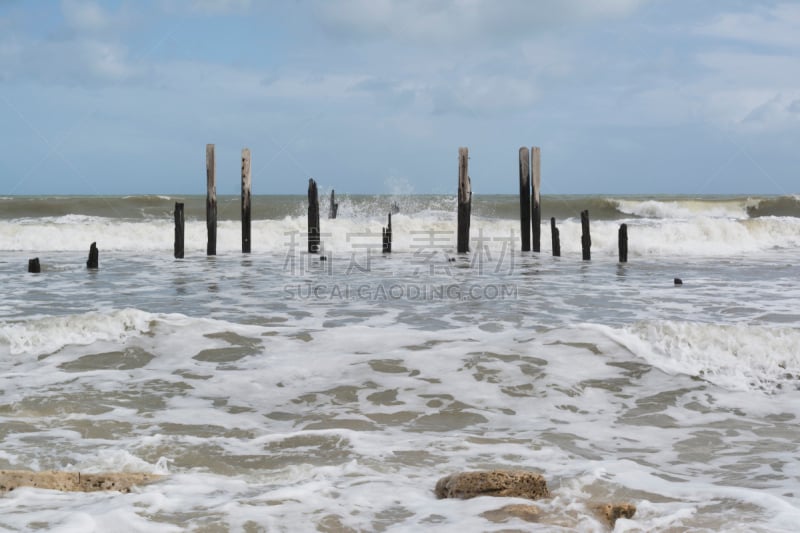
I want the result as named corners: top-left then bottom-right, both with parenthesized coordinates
top-left (616, 198), bottom-right (752, 219)
top-left (2, 213), bottom-right (799, 257)
top-left (592, 321), bottom-right (800, 393)
top-left (0, 309), bottom-right (156, 356)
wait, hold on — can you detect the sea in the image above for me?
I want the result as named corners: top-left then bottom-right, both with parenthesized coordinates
top-left (1, 193), bottom-right (800, 532)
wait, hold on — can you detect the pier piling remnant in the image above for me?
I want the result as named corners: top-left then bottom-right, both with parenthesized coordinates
top-left (241, 148), bottom-right (252, 254)
top-left (308, 178), bottom-right (320, 253)
top-left (86, 242), bottom-right (98, 269)
top-left (618, 223), bottom-right (628, 263)
top-left (382, 212), bottom-right (392, 253)
top-left (457, 147), bottom-right (471, 254)
top-left (519, 147), bottom-right (531, 251)
top-left (581, 210), bottom-right (591, 261)
top-left (329, 190), bottom-right (339, 219)
top-left (550, 217), bottom-right (560, 257)
top-left (28, 258), bottom-right (41, 273)
top-left (531, 146), bottom-right (542, 252)
top-left (206, 144), bottom-right (217, 256)
top-left (174, 202), bottom-right (185, 259)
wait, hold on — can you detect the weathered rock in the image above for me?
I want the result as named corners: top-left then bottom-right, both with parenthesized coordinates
top-left (593, 503), bottom-right (636, 527)
top-left (0, 470), bottom-right (163, 493)
top-left (481, 503), bottom-right (541, 523)
top-left (435, 470), bottom-right (550, 500)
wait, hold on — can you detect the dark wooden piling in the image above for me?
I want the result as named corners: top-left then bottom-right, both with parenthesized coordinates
top-left (457, 147), bottom-right (471, 254)
top-left (551, 217), bottom-right (560, 257)
top-left (174, 202), bottom-right (185, 259)
top-left (28, 258), bottom-right (40, 273)
top-left (519, 147), bottom-right (531, 251)
top-left (382, 212), bottom-right (392, 253)
top-left (241, 148), bottom-right (252, 254)
top-left (329, 190), bottom-right (339, 219)
top-left (531, 146), bottom-right (542, 252)
top-left (581, 210), bottom-right (591, 261)
top-left (206, 144), bottom-right (217, 256)
top-left (308, 178), bottom-right (320, 253)
top-left (618, 223), bottom-right (628, 263)
top-left (86, 242), bottom-right (98, 269)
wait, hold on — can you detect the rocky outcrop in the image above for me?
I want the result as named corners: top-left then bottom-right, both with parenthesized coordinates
top-left (436, 470), bottom-right (637, 528)
top-left (480, 503), bottom-right (541, 523)
top-left (0, 470), bottom-right (163, 493)
top-left (594, 503), bottom-right (637, 527)
top-left (435, 470), bottom-right (550, 500)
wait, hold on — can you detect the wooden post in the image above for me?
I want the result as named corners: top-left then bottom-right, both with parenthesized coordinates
top-left (241, 148), bottom-right (252, 254)
top-left (550, 217), bottom-right (560, 257)
top-left (519, 147), bottom-right (531, 251)
top-left (86, 242), bottom-right (98, 269)
top-left (457, 147), bottom-right (471, 254)
top-left (308, 178), bottom-right (320, 253)
top-left (174, 202), bottom-right (184, 259)
top-left (28, 258), bottom-right (40, 273)
top-left (206, 144), bottom-right (217, 256)
top-left (531, 146), bottom-right (542, 252)
top-left (382, 212), bottom-right (392, 253)
top-left (581, 210), bottom-right (591, 261)
top-left (618, 223), bottom-right (628, 263)
top-left (329, 190), bottom-right (339, 219)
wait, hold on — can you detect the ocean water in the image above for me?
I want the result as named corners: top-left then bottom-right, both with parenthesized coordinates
top-left (1, 194), bottom-right (800, 532)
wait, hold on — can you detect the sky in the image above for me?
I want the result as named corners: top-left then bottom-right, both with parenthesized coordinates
top-left (1, 0), bottom-right (799, 196)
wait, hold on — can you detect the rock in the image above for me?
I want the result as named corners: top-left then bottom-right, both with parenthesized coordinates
top-left (593, 503), bottom-right (636, 527)
top-left (481, 503), bottom-right (541, 523)
top-left (0, 470), bottom-right (163, 493)
top-left (435, 470), bottom-right (550, 500)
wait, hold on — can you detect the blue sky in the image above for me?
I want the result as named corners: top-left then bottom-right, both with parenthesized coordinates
top-left (1, 0), bottom-right (799, 195)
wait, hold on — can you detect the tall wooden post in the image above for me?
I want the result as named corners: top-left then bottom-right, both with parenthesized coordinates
top-left (581, 210), bottom-right (591, 261)
top-left (329, 190), bottom-right (339, 219)
top-left (519, 147), bottom-right (531, 251)
top-left (382, 212), bottom-right (392, 253)
top-left (308, 178), bottom-right (320, 253)
top-left (174, 202), bottom-right (184, 259)
top-left (86, 242), bottom-right (98, 269)
top-left (531, 146), bottom-right (541, 252)
top-left (457, 147), bottom-right (471, 254)
top-left (206, 144), bottom-right (217, 256)
top-left (618, 223), bottom-right (628, 263)
top-left (551, 217), bottom-right (560, 257)
top-left (241, 148), bottom-right (252, 254)
top-left (28, 258), bottom-right (40, 273)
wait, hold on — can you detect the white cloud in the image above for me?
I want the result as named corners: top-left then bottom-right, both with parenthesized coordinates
top-left (314, 0), bottom-right (646, 45)
top-left (158, 0), bottom-right (252, 15)
top-left (61, 0), bottom-right (113, 32)
top-left (698, 3), bottom-right (800, 49)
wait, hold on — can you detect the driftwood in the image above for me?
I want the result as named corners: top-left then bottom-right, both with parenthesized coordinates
top-left (0, 470), bottom-right (163, 493)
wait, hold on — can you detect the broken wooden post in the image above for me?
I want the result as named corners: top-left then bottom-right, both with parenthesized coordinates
top-left (457, 147), bottom-right (471, 253)
top-left (531, 146), bottom-right (542, 252)
top-left (382, 212), bottom-right (392, 253)
top-left (308, 178), bottom-right (320, 253)
top-left (618, 223), bottom-right (628, 263)
top-left (329, 190), bottom-right (339, 219)
top-left (550, 217), bottom-right (560, 257)
top-left (206, 143), bottom-right (217, 256)
top-left (86, 242), bottom-right (98, 269)
top-left (581, 210), bottom-right (591, 260)
top-left (241, 148), bottom-right (252, 254)
top-left (518, 147), bottom-right (531, 251)
top-left (174, 202), bottom-right (184, 259)
top-left (28, 258), bottom-right (40, 273)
